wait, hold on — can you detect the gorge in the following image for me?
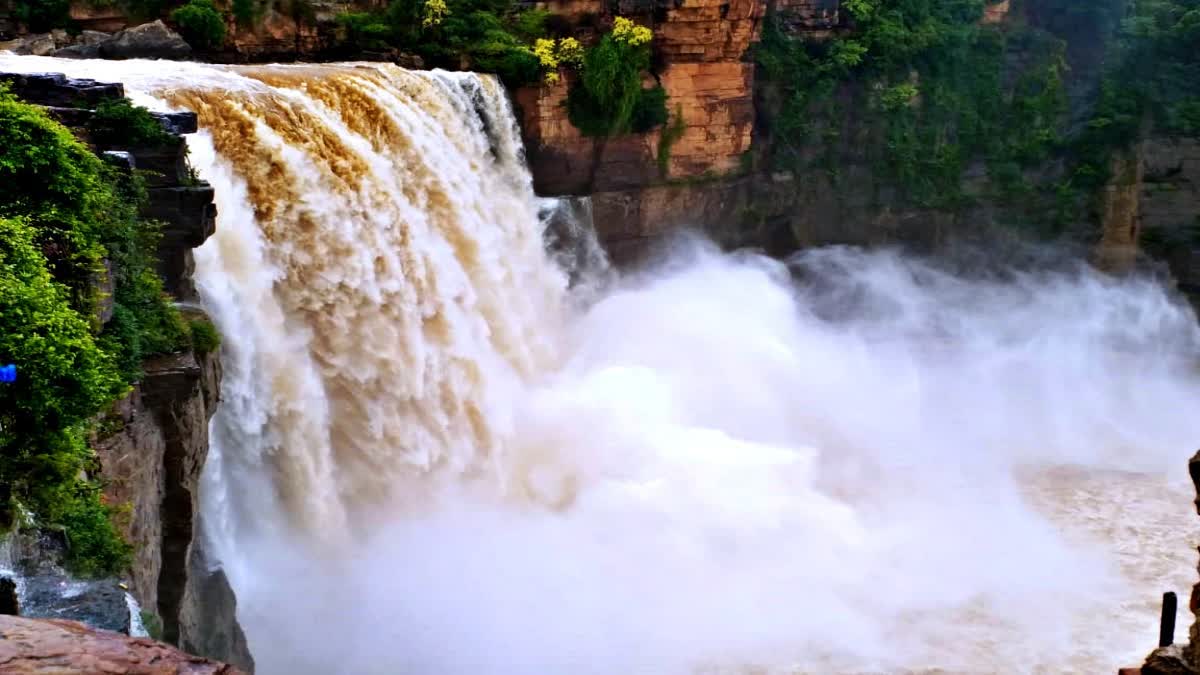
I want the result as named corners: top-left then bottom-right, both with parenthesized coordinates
top-left (1, 0), bottom-right (1200, 673)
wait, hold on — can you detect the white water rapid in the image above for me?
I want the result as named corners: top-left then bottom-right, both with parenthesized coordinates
top-left (3, 55), bottom-right (1200, 674)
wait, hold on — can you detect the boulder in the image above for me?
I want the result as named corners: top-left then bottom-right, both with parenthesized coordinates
top-left (1141, 645), bottom-right (1194, 675)
top-left (79, 29), bottom-right (114, 46)
top-left (99, 20), bottom-right (192, 60)
top-left (54, 43), bottom-right (103, 58)
top-left (0, 615), bottom-right (242, 674)
top-left (0, 577), bottom-right (17, 615)
top-left (0, 72), bottom-right (124, 108)
top-left (15, 33), bottom-right (57, 56)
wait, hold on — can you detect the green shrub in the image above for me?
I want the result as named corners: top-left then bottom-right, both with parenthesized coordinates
top-left (232, 0), bottom-right (258, 26)
top-left (0, 89), bottom-right (186, 575)
top-left (630, 85), bottom-right (668, 132)
top-left (0, 217), bottom-right (129, 577)
top-left (754, 0), bottom-right (1068, 210)
top-left (0, 89), bottom-right (112, 314)
top-left (513, 8), bottom-right (550, 40)
top-left (0, 217), bottom-right (123, 437)
top-left (566, 19), bottom-right (665, 137)
top-left (88, 99), bottom-right (174, 148)
top-left (473, 41), bottom-right (541, 87)
top-left (334, 0), bottom-right (555, 86)
top-left (56, 482), bottom-right (133, 578)
top-left (171, 0), bottom-right (227, 50)
top-left (188, 318), bottom-right (221, 354)
top-left (140, 610), bottom-right (164, 640)
top-left (337, 12), bottom-right (394, 50)
top-left (14, 0), bottom-right (73, 31)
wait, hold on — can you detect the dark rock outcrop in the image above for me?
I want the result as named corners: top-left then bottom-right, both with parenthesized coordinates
top-left (180, 526), bottom-right (254, 674)
top-left (99, 20), bottom-right (192, 60)
top-left (0, 615), bottom-right (242, 674)
top-left (0, 577), bottom-right (18, 616)
top-left (1184, 451), bottom-right (1200, 669)
top-left (139, 350), bottom-right (222, 648)
top-left (0, 72), bottom-right (124, 108)
top-left (145, 185), bottom-right (218, 301)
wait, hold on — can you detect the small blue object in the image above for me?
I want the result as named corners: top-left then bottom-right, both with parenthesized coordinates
top-left (0, 364), bottom-right (15, 383)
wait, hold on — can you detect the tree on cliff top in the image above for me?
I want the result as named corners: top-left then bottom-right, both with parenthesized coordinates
top-left (566, 17), bottom-right (668, 137)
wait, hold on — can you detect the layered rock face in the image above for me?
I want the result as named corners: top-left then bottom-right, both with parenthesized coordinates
top-left (1, 72), bottom-right (253, 674)
top-left (517, 0), bottom-right (763, 251)
top-left (0, 615), bottom-right (243, 674)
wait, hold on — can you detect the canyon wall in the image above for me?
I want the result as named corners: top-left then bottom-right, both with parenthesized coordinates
top-left (1139, 137), bottom-right (1200, 300)
top-left (516, 0), bottom-right (1198, 285)
top-left (514, 0), bottom-right (995, 256)
top-left (515, 0), bottom-right (767, 259)
top-left (0, 72), bottom-right (253, 673)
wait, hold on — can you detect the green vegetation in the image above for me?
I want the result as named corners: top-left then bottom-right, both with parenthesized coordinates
top-left (757, 0), bottom-right (1068, 210)
top-left (170, 0), bottom-right (227, 50)
top-left (0, 89), bottom-right (189, 576)
top-left (757, 0), bottom-right (1200, 224)
top-left (566, 17), bottom-right (667, 137)
top-left (12, 0), bottom-right (73, 32)
top-left (1060, 0), bottom-right (1200, 195)
top-left (232, 0), bottom-right (257, 26)
top-left (657, 104), bottom-right (686, 176)
top-left (188, 317), bottom-right (221, 354)
top-left (140, 610), bottom-right (164, 640)
top-left (88, 99), bottom-right (175, 148)
top-left (333, 0), bottom-right (564, 86)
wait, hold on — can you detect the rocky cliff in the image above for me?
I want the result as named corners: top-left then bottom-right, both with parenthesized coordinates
top-left (515, 0), bottom-right (1199, 292)
top-left (0, 72), bottom-right (253, 674)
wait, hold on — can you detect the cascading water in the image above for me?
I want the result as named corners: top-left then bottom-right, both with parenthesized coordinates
top-left (3, 54), bottom-right (1200, 674)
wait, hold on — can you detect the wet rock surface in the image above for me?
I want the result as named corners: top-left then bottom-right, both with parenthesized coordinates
top-left (17, 576), bottom-right (130, 634)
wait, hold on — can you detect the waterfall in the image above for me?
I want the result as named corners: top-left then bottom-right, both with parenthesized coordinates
top-left (3, 55), bottom-right (1200, 675)
top-left (169, 64), bottom-right (570, 543)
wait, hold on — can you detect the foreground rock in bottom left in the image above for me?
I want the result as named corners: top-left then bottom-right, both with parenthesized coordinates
top-left (0, 615), bottom-right (243, 674)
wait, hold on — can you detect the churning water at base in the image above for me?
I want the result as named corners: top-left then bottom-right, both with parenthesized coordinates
top-left (3, 54), bottom-right (1200, 674)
